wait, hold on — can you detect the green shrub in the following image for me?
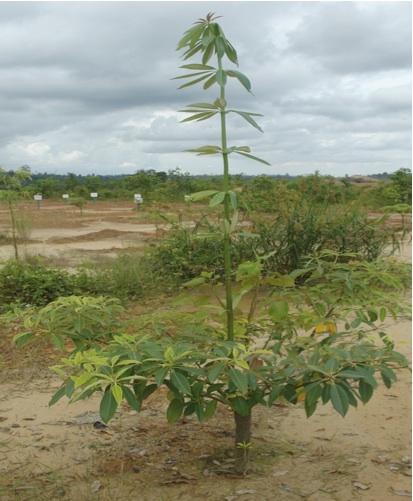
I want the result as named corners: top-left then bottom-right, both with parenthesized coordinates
top-left (75, 253), bottom-right (148, 300)
top-left (0, 260), bottom-right (76, 308)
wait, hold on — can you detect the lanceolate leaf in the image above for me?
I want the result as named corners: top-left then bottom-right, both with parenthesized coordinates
top-left (185, 102), bottom-right (219, 109)
top-left (229, 368), bottom-right (248, 394)
top-left (226, 70), bottom-right (251, 92)
top-left (209, 191), bottom-right (226, 207)
top-left (179, 64), bottom-right (216, 71)
top-left (230, 110), bottom-right (264, 132)
top-left (177, 73), bottom-right (212, 90)
top-left (171, 371), bottom-right (192, 395)
top-left (235, 151), bottom-right (271, 165)
top-left (100, 387), bottom-right (119, 423)
top-left (359, 379), bottom-right (375, 404)
top-left (330, 383), bottom-right (349, 417)
top-left (121, 385), bottom-right (142, 412)
top-left (167, 398), bottom-right (184, 423)
top-left (180, 111), bottom-right (218, 123)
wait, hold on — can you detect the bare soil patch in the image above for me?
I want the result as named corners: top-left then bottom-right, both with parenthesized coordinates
top-left (0, 201), bottom-right (411, 500)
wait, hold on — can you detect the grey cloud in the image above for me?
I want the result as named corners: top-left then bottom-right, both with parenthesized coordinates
top-left (0, 2), bottom-right (410, 177)
top-left (288, 2), bottom-right (412, 74)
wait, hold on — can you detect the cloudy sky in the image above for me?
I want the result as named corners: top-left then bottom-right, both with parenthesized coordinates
top-left (0, 1), bottom-right (411, 177)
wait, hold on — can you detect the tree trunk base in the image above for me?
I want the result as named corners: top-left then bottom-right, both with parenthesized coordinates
top-left (234, 411), bottom-right (252, 474)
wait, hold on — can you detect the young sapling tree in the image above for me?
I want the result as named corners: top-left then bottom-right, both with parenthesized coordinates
top-left (12, 14), bottom-right (411, 476)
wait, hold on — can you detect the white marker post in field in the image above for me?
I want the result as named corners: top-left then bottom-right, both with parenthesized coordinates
top-left (34, 193), bottom-right (42, 210)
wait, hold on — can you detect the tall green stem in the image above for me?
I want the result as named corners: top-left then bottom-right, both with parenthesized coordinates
top-left (218, 56), bottom-right (234, 342)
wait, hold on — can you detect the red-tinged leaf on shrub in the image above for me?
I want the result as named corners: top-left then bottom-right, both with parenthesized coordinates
top-left (171, 371), bottom-right (192, 395)
top-left (167, 398), bottom-right (184, 424)
top-left (359, 379), bottom-right (374, 404)
top-left (100, 387), bottom-right (119, 424)
top-left (121, 385), bottom-right (142, 412)
top-left (204, 400), bottom-right (218, 420)
top-left (330, 383), bottom-right (349, 417)
top-left (229, 368), bottom-right (248, 394)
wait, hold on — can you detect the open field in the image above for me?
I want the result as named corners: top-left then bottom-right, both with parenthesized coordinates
top-left (0, 201), bottom-right (411, 500)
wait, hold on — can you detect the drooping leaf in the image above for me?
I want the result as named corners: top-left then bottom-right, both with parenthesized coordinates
top-left (226, 70), bottom-right (251, 92)
top-left (204, 400), bottom-right (218, 420)
top-left (167, 398), bottom-right (184, 423)
top-left (330, 383), bottom-right (349, 417)
top-left (48, 386), bottom-right (67, 407)
top-left (111, 383), bottom-right (123, 405)
top-left (230, 110), bottom-right (264, 132)
top-left (121, 385), bottom-right (142, 412)
top-left (359, 379), bottom-right (375, 404)
top-left (234, 151), bottom-right (271, 165)
top-left (100, 387), bottom-right (119, 423)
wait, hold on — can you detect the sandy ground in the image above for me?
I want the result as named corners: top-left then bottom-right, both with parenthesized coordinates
top-left (0, 201), bottom-right (411, 501)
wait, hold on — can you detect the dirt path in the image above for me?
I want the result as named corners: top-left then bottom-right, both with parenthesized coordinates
top-left (0, 202), bottom-right (410, 500)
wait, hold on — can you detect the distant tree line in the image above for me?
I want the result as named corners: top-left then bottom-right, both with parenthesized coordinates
top-left (0, 165), bottom-right (410, 209)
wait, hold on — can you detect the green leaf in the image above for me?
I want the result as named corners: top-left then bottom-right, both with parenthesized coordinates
top-left (186, 102), bottom-right (219, 110)
top-left (187, 189), bottom-right (219, 201)
top-left (226, 70), bottom-right (251, 92)
top-left (74, 373), bottom-right (94, 389)
top-left (167, 398), bottom-right (184, 424)
top-left (359, 379), bottom-right (375, 404)
top-left (100, 387), bottom-right (119, 423)
top-left (177, 73), bottom-right (212, 89)
top-left (203, 74), bottom-right (217, 90)
top-left (215, 69), bottom-right (227, 86)
top-left (235, 151), bottom-right (271, 165)
top-left (121, 386), bottom-right (142, 412)
top-left (204, 400), bottom-right (218, 420)
top-left (230, 110), bottom-right (263, 132)
top-left (181, 112), bottom-right (217, 123)
top-left (185, 146), bottom-right (222, 156)
top-left (231, 396), bottom-right (250, 417)
top-left (209, 191), bottom-right (226, 207)
top-left (269, 301), bottom-right (289, 322)
top-left (111, 383), bottom-right (123, 405)
top-left (330, 383), bottom-right (349, 417)
top-left (48, 386), bottom-right (67, 407)
top-left (208, 362), bottom-right (226, 383)
top-left (171, 371), bottom-right (192, 395)
top-left (50, 334), bottom-right (65, 351)
top-left (179, 64), bottom-right (216, 71)
top-left (229, 368), bottom-right (248, 394)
